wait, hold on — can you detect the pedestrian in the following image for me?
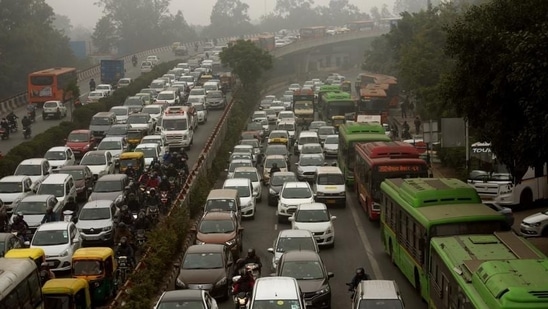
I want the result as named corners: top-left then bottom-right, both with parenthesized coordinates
top-left (408, 100), bottom-right (415, 117)
top-left (400, 97), bottom-right (408, 119)
top-left (414, 116), bottom-right (422, 134)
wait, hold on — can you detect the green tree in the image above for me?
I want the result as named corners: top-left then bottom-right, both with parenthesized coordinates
top-left (220, 40), bottom-right (273, 88)
top-left (442, 0), bottom-right (548, 182)
top-left (91, 16), bottom-right (118, 54)
top-left (52, 14), bottom-right (72, 36)
top-left (203, 0), bottom-right (256, 38)
top-left (0, 0), bottom-right (77, 98)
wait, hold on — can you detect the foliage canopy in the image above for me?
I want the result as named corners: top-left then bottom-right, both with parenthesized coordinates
top-left (219, 40), bottom-right (273, 87)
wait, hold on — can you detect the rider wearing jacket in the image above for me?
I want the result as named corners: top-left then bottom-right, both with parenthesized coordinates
top-left (269, 163), bottom-right (281, 179)
top-left (41, 206), bottom-right (58, 224)
top-left (134, 210), bottom-right (151, 231)
top-left (11, 213), bottom-right (29, 240)
top-left (116, 236), bottom-right (136, 267)
top-left (158, 176), bottom-right (171, 192)
top-left (89, 78), bottom-right (96, 91)
top-left (127, 193), bottom-right (141, 213)
top-left (21, 116), bottom-right (31, 129)
top-left (235, 248), bottom-right (262, 276)
top-left (118, 205), bottom-right (134, 226)
top-left (233, 269), bottom-right (255, 294)
top-left (146, 172), bottom-right (161, 189)
top-left (347, 267), bottom-right (371, 291)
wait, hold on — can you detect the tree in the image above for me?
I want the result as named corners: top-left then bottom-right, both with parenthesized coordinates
top-left (52, 14), bottom-right (72, 37)
top-left (91, 16), bottom-right (118, 54)
top-left (442, 0), bottom-right (548, 182)
top-left (220, 40), bottom-right (273, 87)
top-left (203, 0), bottom-right (256, 38)
top-left (0, 0), bottom-right (77, 98)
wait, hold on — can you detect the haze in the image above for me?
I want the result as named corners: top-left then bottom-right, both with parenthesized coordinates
top-left (46, 0), bottom-right (392, 29)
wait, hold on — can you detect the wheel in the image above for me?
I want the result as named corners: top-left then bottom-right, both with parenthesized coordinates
top-left (42, 113), bottom-right (46, 119)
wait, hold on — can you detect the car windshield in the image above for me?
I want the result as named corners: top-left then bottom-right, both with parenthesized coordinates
top-left (182, 253), bottom-right (223, 269)
top-left (17, 201), bottom-right (47, 215)
top-left (94, 180), bottom-right (123, 192)
top-left (90, 117), bottom-right (110, 125)
top-left (229, 162), bottom-right (252, 172)
top-left (60, 169), bottom-right (84, 181)
top-left (279, 113), bottom-right (294, 119)
top-left (111, 108), bottom-right (128, 116)
top-left (271, 174), bottom-right (297, 186)
top-left (142, 106), bottom-right (161, 114)
top-left (89, 93), bottom-right (103, 98)
top-left (161, 118), bottom-right (187, 131)
top-left (280, 261), bottom-right (324, 280)
top-left (124, 98), bottom-right (143, 106)
top-left (107, 126), bottom-right (128, 135)
top-left (73, 260), bottom-right (103, 276)
top-left (67, 132), bottom-right (89, 142)
top-left (278, 123), bottom-right (295, 131)
top-left (157, 301), bottom-right (205, 309)
top-left (299, 137), bottom-right (318, 144)
top-left (157, 93), bottom-right (175, 100)
top-left (15, 164), bottom-right (42, 176)
top-left (208, 92), bottom-right (222, 99)
top-left (32, 229), bottom-right (69, 246)
top-left (190, 90), bottom-right (204, 96)
top-left (295, 209), bottom-right (330, 222)
top-left (96, 85), bottom-right (110, 91)
top-left (302, 145), bottom-right (322, 154)
top-left (240, 140), bottom-right (258, 147)
top-left (317, 174), bottom-right (344, 185)
top-left (318, 127), bottom-right (335, 135)
top-left (150, 82), bottom-right (164, 88)
top-left (79, 207), bottom-right (111, 220)
top-left (310, 122), bottom-right (326, 130)
top-left (270, 132), bottom-right (288, 139)
top-left (136, 147), bottom-right (157, 158)
top-left (128, 115), bottom-right (149, 124)
top-left (277, 237), bottom-right (316, 253)
top-left (80, 154), bottom-right (106, 165)
top-left (199, 219), bottom-right (235, 233)
top-left (358, 300), bottom-right (404, 309)
top-left (324, 136), bottom-right (339, 144)
top-left (233, 171), bottom-right (258, 182)
top-left (98, 141), bottom-right (121, 150)
top-left (37, 184), bottom-right (63, 197)
top-left (205, 199), bottom-right (236, 212)
top-left (247, 123), bottom-right (262, 131)
top-left (230, 154), bottom-right (252, 161)
top-left (225, 185), bottom-right (250, 197)
top-left (282, 187), bottom-right (312, 199)
top-left (192, 104), bottom-right (205, 111)
top-left (44, 151), bottom-right (66, 160)
top-left (265, 158), bottom-right (286, 169)
top-left (300, 156), bottom-right (324, 166)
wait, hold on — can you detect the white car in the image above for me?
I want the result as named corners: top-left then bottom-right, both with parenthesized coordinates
top-left (76, 200), bottom-right (117, 246)
top-left (79, 150), bottom-right (114, 179)
top-left (95, 84), bottom-right (113, 96)
top-left (296, 154), bottom-right (325, 182)
top-left (521, 209), bottom-right (548, 237)
top-left (156, 90), bottom-right (179, 105)
top-left (231, 167), bottom-right (262, 202)
top-left (141, 104), bottom-right (163, 122)
top-left (30, 221), bottom-right (81, 272)
top-left (147, 55), bottom-right (160, 65)
top-left (141, 134), bottom-right (169, 155)
top-left (110, 106), bottom-right (130, 124)
top-left (117, 77), bottom-right (132, 88)
top-left (14, 158), bottom-right (51, 190)
top-left (252, 111), bottom-right (267, 121)
top-left (289, 203), bottom-right (336, 247)
top-left (277, 181), bottom-right (314, 223)
top-left (277, 111), bottom-right (296, 124)
top-left (149, 79), bottom-right (167, 93)
top-left (226, 159), bottom-right (253, 179)
top-left (87, 91), bottom-right (108, 104)
top-left (191, 102), bottom-right (208, 124)
top-left (42, 101), bottom-right (68, 119)
top-left (141, 61), bottom-right (153, 73)
top-left (322, 135), bottom-right (339, 158)
top-left (267, 229), bottom-right (319, 271)
top-left (128, 113), bottom-right (155, 134)
top-left (188, 87), bottom-right (206, 102)
top-left (288, 84), bottom-right (301, 92)
top-left (44, 146), bottom-right (75, 170)
top-left (134, 143), bottom-right (163, 166)
top-left (96, 136), bottom-right (127, 165)
top-left (223, 178), bottom-right (256, 219)
top-left (0, 175), bottom-right (34, 213)
top-left (11, 194), bottom-right (62, 233)
top-left (301, 143), bottom-right (324, 157)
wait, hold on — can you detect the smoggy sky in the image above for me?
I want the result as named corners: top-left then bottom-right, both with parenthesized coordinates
top-left (45, 0), bottom-right (392, 29)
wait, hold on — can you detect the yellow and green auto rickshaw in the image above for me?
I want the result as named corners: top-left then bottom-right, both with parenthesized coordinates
top-left (72, 247), bottom-right (117, 305)
top-left (126, 128), bottom-right (148, 150)
top-left (5, 247), bottom-right (46, 269)
top-left (118, 151), bottom-right (145, 175)
top-left (331, 115), bottom-right (346, 130)
top-left (42, 278), bottom-right (92, 309)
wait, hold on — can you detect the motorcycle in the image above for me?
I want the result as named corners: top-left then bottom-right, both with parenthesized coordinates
top-left (132, 58), bottom-right (137, 67)
top-left (159, 191), bottom-right (170, 214)
top-left (135, 229), bottom-right (147, 247)
top-left (11, 230), bottom-right (31, 244)
top-left (23, 126), bottom-right (31, 139)
top-left (233, 291), bottom-right (250, 309)
top-left (168, 176), bottom-right (178, 190)
top-left (27, 110), bottom-right (36, 123)
top-left (0, 128), bottom-right (8, 140)
top-left (8, 121), bottom-right (17, 133)
top-left (116, 256), bottom-right (130, 284)
top-left (147, 203), bottom-right (160, 223)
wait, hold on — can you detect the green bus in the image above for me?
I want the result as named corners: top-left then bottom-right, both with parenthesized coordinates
top-left (338, 122), bottom-right (390, 185)
top-left (320, 92), bottom-right (356, 126)
top-left (380, 178), bottom-right (510, 301)
top-left (317, 85), bottom-right (341, 112)
top-left (429, 232), bottom-right (548, 309)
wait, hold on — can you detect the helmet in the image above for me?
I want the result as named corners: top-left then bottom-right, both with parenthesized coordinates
top-left (16, 212), bottom-right (24, 219)
top-left (118, 222), bottom-right (127, 229)
top-left (162, 176), bottom-right (167, 180)
top-left (127, 163), bottom-right (133, 168)
top-left (247, 248), bottom-right (256, 258)
top-left (120, 236), bottom-right (128, 245)
top-left (128, 193), bottom-right (135, 199)
top-left (149, 188), bottom-right (156, 194)
top-left (121, 205), bottom-right (129, 213)
top-left (356, 267), bottom-right (365, 275)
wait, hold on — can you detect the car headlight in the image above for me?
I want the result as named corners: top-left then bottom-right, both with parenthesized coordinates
top-left (326, 228), bottom-right (332, 234)
top-left (225, 239), bottom-right (236, 246)
top-left (531, 222), bottom-right (541, 227)
top-left (279, 202), bottom-right (287, 209)
top-left (103, 226), bottom-right (112, 232)
top-left (339, 191), bottom-right (346, 196)
top-left (297, 168), bottom-right (304, 175)
top-left (216, 277), bottom-right (227, 286)
top-left (269, 188), bottom-right (277, 195)
top-left (176, 278), bottom-right (186, 288)
top-left (316, 285), bottom-right (330, 294)
top-left (60, 249), bottom-right (69, 257)
top-left (114, 154), bottom-right (120, 158)
top-left (316, 192), bottom-right (325, 196)
top-left (196, 240), bottom-right (206, 245)
top-left (84, 144), bottom-right (90, 149)
top-left (247, 201), bottom-right (254, 208)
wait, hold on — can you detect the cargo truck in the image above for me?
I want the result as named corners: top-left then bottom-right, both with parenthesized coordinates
top-left (100, 59), bottom-right (125, 87)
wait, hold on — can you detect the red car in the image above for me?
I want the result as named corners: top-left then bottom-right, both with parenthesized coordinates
top-left (65, 130), bottom-right (97, 158)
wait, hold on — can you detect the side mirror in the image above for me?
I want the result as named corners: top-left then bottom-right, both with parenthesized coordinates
top-left (238, 227), bottom-right (244, 231)
top-left (87, 186), bottom-right (93, 191)
top-left (267, 248), bottom-right (274, 254)
top-left (331, 215), bottom-right (337, 220)
top-left (328, 272), bottom-right (334, 278)
top-left (24, 241), bottom-right (30, 246)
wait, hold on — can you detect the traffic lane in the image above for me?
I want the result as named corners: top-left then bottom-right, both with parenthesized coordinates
top-left (0, 48), bottom-right (187, 155)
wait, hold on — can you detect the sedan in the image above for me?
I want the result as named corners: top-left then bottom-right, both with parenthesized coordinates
top-left (88, 174), bottom-right (129, 207)
top-left (128, 113), bottom-right (155, 134)
top-left (268, 171), bottom-right (297, 207)
top-left (79, 150), bottom-right (114, 179)
top-left (44, 146), bottom-right (75, 171)
top-left (290, 203), bottom-right (336, 247)
top-left (193, 212), bottom-right (243, 259)
top-left (521, 209), bottom-right (548, 237)
top-left (96, 136), bottom-right (128, 165)
top-left (231, 167), bottom-right (262, 202)
top-left (134, 143), bottom-right (163, 167)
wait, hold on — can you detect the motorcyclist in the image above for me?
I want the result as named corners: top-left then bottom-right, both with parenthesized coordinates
top-left (116, 236), bottom-right (136, 268)
top-left (26, 104), bottom-right (36, 121)
top-left (138, 172), bottom-right (150, 187)
top-left (179, 149), bottom-right (189, 161)
top-left (149, 158), bottom-right (161, 172)
top-left (132, 55), bottom-right (138, 66)
top-left (63, 196), bottom-right (79, 214)
top-left (21, 115), bottom-right (31, 128)
top-left (146, 188), bottom-right (160, 206)
top-left (162, 151), bottom-right (173, 164)
top-left (1, 118), bottom-right (10, 138)
top-left (158, 175), bottom-right (171, 192)
top-left (232, 268), bottom-right (255, 295)
top-left (118, 205), bottom-right (134, 226)
top-left (269, 163), bottom-right (281, 179)
top-left (127, 193), bottom-right (141, 213)
top-left (134, 210), bottom-right (151, 231)
top-left (146, 172), bottom-right (161, 189)
top-left (180, 158), bottom-right (189, 176)
top-left (125, 163), bottom-right (137, 179)
top-left (39, 262), bottom-right (56, 286)
top-left (165, 163), bottom-right (179, 180)
top-left (347, 267), bottom-right (371, 292)
top-left (114, 222), bottom-right (133, 244)
top-left (89, 78), bottom-right (96, 91)
top-left (11, 212), bottom-right (29, 239)
top-left (235, 248), bottom-right (262, 276)
top-left (41, 206), bottom-right (58, 224)
top-left (7, 111), bottom-right (17, 129)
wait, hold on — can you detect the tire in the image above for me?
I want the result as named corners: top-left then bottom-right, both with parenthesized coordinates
top-left (42, 113), bottom-right (46, 120)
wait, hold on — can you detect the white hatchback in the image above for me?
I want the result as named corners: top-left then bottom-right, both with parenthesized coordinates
top-left (231, 167), bottom-right (262, 202)
top-left (79, 150), bottom-right (114, 179)
top-left (289, 203), bottom-right (336, 247)
top-left (277, 181), bottom-right (314, 223)
top-left (44, 146), bottom-right (75, 170)
top-left (223, 178), bottom-right (256, 219)
top-left (30, 221), bottom-right (81, 272)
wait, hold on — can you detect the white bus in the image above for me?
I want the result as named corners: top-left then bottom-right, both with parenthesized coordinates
top-left (0, 257), bottom-right (43, 308)
top-left (467, 142), bottom-right (548, 207)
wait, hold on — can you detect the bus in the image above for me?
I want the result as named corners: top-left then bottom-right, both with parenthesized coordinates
top-left (338, 122), bottom-right (391, 185)
top-left (429, 232), bottom-right (548, 309)
top-left (346, 20), bottom-right (375, 32)
top-left (299, 26), bottom-right (327, 40)
top-left (320, 92), bottom-right (356, 127)
top-left (380, 178), bottom-right (510, 300)
top-left (28, 67), bottom-right (78, 107)
top-left (467, 142), bottom-right (548, 208)
top-left (355, 73), bottom-right (399, 107)
top-left (358, 86), bottom-right (390, 124)
top-left (354, 142), bottom-right (429, 220)
top-left (0, 257), bottom-right (43, 308)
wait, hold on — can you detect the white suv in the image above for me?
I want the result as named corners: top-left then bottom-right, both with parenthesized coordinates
top-left (277, 181), bottom-right (314, 223)
top-left (42, 101), bottom-right (67, 119)
top-left (30, 221), bottom-right (81, 272)
top-left (289, 203), bottom-right (336, 247)
top-left (76, 200), bottom-right (117, 246)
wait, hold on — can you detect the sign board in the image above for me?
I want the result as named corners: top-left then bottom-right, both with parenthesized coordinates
top-left (356, 114), bottom-right (381, 123)
top-left (441, 118), bottom-right (466, 148)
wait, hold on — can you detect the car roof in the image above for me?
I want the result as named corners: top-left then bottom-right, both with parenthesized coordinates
top-left (20, 194), bottom-right (56, 202)
top-left (253, 277), bottom-right (300, 300)
top-left (272, 171), bottom-right (296, 178)
top-left (82, 200), bottom-right (114, 208)
top-left (229, 159), bottom-right (253, 164)
top-left (96, 174), bottom-right (127, 181)
top-left (299, 131), bottom-right (318, 137)
top-left (159, 290), bottom-right (204, 302)
top-left (282, 181), bottom-right (310, 189)
top-left (0, 175), bottom-right (29, 182)
top-left (280, 250), bottom-right (322, 262)
top-left (299, 153), bottom-right (323, 159)
top-left (265, 155), bottom-right (286, 160)
top-left (83, 150), bottom-right (109, 156)
top-left (136, 143), bottom-right (159, 148)
top-left (47, 146), bottom-right (71, 152)
top-left (224, 178), bottom-right (252, 186)
top-left (297, 202), bottom-right (327, 211)
top-left (111, 106), bottom-right (129, 110)
top-left (58, 165), bottom-right (89, 171)
top-left (278, 229), bottom-right (314, 238)
top-left (36, 221), bottom-right (72, 231)
top-left (201, 211), bottom-right (236, 221)
top-left (315, 166), bottom-right (342, 174)
top-left (41, 173), bottom-right (72, 184)
top-left (233, 167), bottom-right (259, 173)
top-left (19, 158), bottom-right (47, 165)
top-left (302, 143), bottom-right (322, 147)
top-left (100, 136), bottom-right (125, 142)
top-left (185, 244), bottom-right (225, 253)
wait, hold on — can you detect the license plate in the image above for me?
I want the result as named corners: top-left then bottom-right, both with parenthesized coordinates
top-left (306, 301), bottom-right (313, 306)
top-left (327, 199), bottom-right (336, 203)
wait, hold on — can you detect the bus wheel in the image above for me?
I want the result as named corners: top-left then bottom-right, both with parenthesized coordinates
top-left (388, 239), bottom-right (395, 264)
top-left (520, 188), bottom-right (533, 209)
top-left (414, 267), bottom-right (421, 295)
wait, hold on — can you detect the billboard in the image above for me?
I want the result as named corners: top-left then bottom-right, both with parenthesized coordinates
top-left (69, 41), bottom-right (87, 59)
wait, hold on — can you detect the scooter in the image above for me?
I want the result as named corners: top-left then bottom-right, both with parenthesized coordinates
top-left (233, 291), bottom-right (250, 309)
top-left (135, 229), bottom-right (147, 247)
top-left (147, 204), bottom-right (160, 223)
top-left (23, 126), bottom-right (31, 139)
top-left (0, 128), bottom-right (8, 140)
top-left (159, 191), bottom-right (170, 214)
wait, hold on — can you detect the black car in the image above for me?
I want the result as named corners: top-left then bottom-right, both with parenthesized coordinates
top-left (268, 171), bottom-right (297, 206)
top-left (276, 250), bottom-right (333, 309)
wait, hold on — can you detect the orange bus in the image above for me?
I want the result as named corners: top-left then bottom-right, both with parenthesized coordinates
top-left (299, 26), bottom-right (327, 40)
top-left (358, 87), bottom-right (390, 124)
top-left (28, 67), bottom-right (77, 107)
top-left (347, 20), bottom-right (375, 32)
top-left (354, 141), bottom-right (429, 221)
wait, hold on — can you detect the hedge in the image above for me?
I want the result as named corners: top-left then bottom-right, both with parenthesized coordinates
top-left (119, 80), bottom-right (262, 309)
top-left (0, 60), bottom-right (183, 177)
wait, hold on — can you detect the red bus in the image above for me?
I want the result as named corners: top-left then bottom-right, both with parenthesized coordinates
top-left (299, 26), bottom-right (327, 40)
top-left (28, 67), bottom-right (77, 107)
top-left (354, 141), bottom-right (429, 220)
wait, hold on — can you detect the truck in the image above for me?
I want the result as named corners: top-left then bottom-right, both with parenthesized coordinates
top-left (100, 59), bottom-right (125, 87)
top-left (292, 89), bottom-right (315, 126)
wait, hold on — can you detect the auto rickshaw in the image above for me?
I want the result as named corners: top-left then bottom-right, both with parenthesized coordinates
top-left (72, 247), bottom-right (117, 305)
top-left (42, 278), bottom-right (92, 309)
top-left (268, 137), bottom-right (290, 149)
top-left (5, 247), bottom-right (46, 268)
top-left (332, 116), bottom-right (346, 130)
top-left (126, 128), bottom-right (148, 150)
top-left (119, 151), bottom-right (145, 175)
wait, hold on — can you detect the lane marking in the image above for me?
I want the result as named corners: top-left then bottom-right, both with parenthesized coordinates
top-left (349, 200), bottom-right (384, 279)
top-left (274, 224), bottom-right (278, 231)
